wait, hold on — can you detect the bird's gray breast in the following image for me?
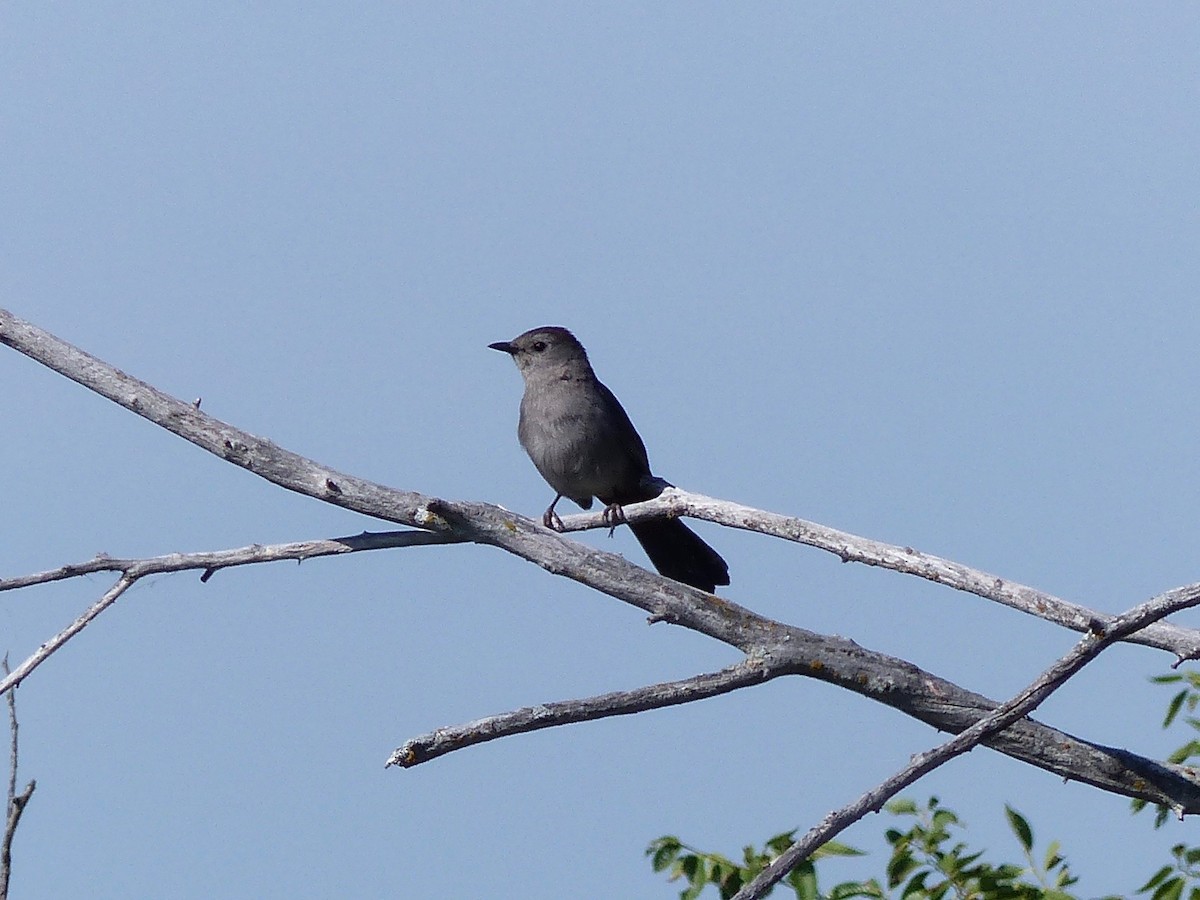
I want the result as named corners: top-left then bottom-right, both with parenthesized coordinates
top-left (517, 377), bottom-right (645, 505)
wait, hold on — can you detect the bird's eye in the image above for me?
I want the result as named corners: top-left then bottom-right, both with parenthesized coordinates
top-left (532, 341), bottom-right (547, 352)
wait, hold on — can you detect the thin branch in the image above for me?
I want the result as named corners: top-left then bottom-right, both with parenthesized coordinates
top-left (2, 657), bottom-right (14, 816)
top-left (0, 530), bottom-right (458, 594)
top-left (0, 531), bottom-right (457, 699)
top-left (733, 581), bottom-right (1200, 900)
top-left (0, 658), bottom-right (33, 900)
top-left (556, 491), bottom-right (1200, 662)
top-left (3, 660), bottom-right (14, 807)
top-left (0, 779), bottom-right (33, 900)
top-left (389, 660), bottom-right (770, 767)
top-left (0, 575), bottom-right (135, 697)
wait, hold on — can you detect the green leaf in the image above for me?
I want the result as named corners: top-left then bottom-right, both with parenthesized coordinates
top-left (1164, 689), bottom-right (1188, 727)
top-left (955, 848), bottom-right (985, 869)
top-left (715, 864), bottom-right (743, 900)
top-left (930, 808), bottom-right (960, 829)
top-left (886, 850), bottom-right (919, 888)
top-left (1152, 875), bottom-right (1185, 900)
top-left (788, 865), bottom-right (819, 900)
top-left (1137, 864), bottom-right (1176, 892)
top-left (1152, 674), bottom-right (1184, 684)
top-left (829, 880), bottom-right (885, 900)
top-left (1004, 806), bottom-right (1034, 852)
top-left (1167, 741), bottom-right (1200, 764)
top-left (901, 870), bottom-right (930, 899)
top-left (680, 854), bottom-right (700, 881)
top-left (763, 831), bottom-right (798, 856)
top-left (814, 840), bottom-right (868, 859)
top-left (1043, 838), bottom-right (1063, 871)
top-left (648, 837), bottom-right (682, 872)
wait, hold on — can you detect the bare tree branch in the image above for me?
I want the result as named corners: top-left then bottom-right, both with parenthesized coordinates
top-left (557, 493), bottom-right (1200, 662)
top-left (0, 530), bottom-right (458, 594)
top-left (388, 560), bottom-right (1200, 810)
top-left (0, 575), bottom-right (135, 697)
top-left (0, 308), bottom-right (433, 527)
top-left (3, 660), bottom-right (13, 810)
top-left (0, 658), bottom-right (34, 900)
top-left (0, 531), bottom-right (456, 697)
top-left (390, 659), bottom-right (770, 767)
top-left (4, 308), bottom-right (1192, 652)
top-left (733, 580), bottom-right (1200, 900)
top-left (4, 308), bottom-right (1200, 817)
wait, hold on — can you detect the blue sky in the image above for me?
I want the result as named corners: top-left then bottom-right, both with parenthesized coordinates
top-left (2, 4), bottom-right (1199, 897)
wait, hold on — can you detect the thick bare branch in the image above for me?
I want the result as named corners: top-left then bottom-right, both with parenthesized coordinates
top-left (0, 309), bottom-right (431, 527)
top-left (557, 492), bottom-right (1200, 662)
top-left (4, 308), bottom-right (1199, 813)
top-left (734, 580), bottom-right (1200, 900)
top-left (387, 561), bottom-right (1200, 811)
top-left (5, 308), bottom-right (1192, 653)
top-left (0, 309), bottom-right (777, 649)
top-left (389, 660), bottom-right (769, 767)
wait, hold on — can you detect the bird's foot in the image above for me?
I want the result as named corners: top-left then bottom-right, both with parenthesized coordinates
top-left (601, 503), bottom-right (626, 536)
top-left (542, 507), bottom-right (565, 531)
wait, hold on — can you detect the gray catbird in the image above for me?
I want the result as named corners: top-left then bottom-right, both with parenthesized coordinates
top-left (490, 326), bottom-right (729, 593)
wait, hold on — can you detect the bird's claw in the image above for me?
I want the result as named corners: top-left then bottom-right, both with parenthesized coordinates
top-left (543, 508), bottom-right (565, 531)
top-left (602, 503), bottom-right (626, 536)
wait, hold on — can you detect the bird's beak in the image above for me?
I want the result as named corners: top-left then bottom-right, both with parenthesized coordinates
top-left (488, 341), bottom-right (515, 354)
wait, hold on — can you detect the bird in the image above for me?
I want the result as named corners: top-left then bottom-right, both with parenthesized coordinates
top-left (489, 326), bottom-right (729, 593)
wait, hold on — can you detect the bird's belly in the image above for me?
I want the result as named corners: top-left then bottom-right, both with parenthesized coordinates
top-left (520, 409), bottom-right (637, 502)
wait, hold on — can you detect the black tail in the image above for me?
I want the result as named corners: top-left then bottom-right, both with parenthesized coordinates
top-left (629, 518), bottom-right (729, 593)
